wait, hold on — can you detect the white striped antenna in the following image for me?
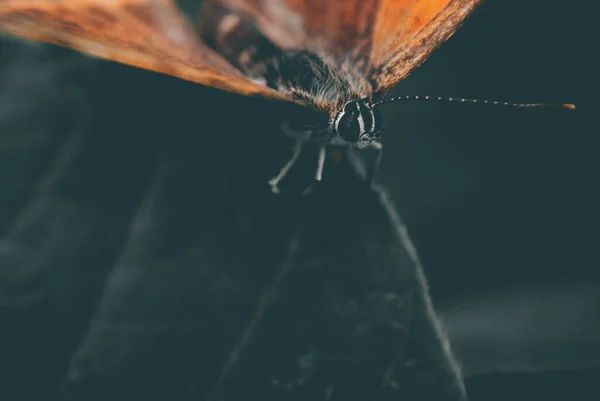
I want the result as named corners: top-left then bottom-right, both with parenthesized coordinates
top-left (372, 95), bottom-right (575, 110)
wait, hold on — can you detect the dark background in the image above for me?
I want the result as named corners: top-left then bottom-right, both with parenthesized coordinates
top-left (0, 0), bottom-right (597, 399)
top-left (376, 0), bottom-right (599, 376)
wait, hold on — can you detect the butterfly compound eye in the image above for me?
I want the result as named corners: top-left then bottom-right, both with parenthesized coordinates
top-left (334, 101), bottom-right (381, 144)
top-left (334, 101), bottom-right (361, 143)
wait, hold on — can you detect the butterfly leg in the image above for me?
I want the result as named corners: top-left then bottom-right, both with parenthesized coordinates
top-left (301, 146), bottom-right (327, 196)
top-left (268, 140), bottom-right (304, 194)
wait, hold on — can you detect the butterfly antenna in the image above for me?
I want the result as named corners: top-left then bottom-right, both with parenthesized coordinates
top-left (372, 95), bottom-right (576, 110)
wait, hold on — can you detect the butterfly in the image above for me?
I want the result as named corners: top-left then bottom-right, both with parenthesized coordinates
top-left (0, 0), bottom-right (573, 194)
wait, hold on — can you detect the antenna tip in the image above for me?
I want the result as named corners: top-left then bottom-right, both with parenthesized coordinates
top-left (563, 103), bottom-right (576, 110)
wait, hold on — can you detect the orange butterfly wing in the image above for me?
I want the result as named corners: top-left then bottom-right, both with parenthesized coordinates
top-left (0, 0), bottom-right (294, 102)
top-left (211, 0), bottom-right (482, 92)
top-left (369, 0), bottom-right (483, 91)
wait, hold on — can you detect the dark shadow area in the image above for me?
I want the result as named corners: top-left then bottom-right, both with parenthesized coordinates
top-left (0, 0), bottom-right (596, 400)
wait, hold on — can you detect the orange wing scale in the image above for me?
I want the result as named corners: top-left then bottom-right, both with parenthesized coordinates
top-left (0, 0), bottom-right (482, 101)
top-left (0, 0), bottom-right (293, 102)
top-left (369, 0), bottom-right (483, 91)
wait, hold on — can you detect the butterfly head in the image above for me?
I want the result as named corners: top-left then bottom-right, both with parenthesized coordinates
top-left (333, 99), bottom-right (383, 149)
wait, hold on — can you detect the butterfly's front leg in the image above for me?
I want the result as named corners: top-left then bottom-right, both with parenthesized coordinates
top-left (268, 139), bottom-right (304, 194)
top-left (300, 146), bottom-right (327, 196)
